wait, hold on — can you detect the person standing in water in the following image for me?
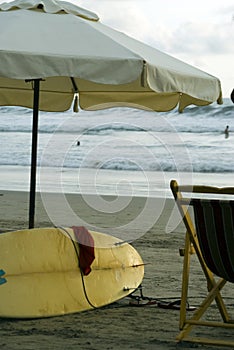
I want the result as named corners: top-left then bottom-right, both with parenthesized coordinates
top-left (224, 90), bottom-right (234, 138)
top-left (224, 125), bottom-right (229, 138)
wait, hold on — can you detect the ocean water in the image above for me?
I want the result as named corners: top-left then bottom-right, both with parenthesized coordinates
top-left (0, 98), bottom-right (233, 198)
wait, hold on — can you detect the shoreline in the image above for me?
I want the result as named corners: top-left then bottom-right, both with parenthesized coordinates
top-left (1, 165), bottom-right (234, 199)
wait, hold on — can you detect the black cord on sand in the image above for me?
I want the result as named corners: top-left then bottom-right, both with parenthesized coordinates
top-left (127, 285), bottom-right (196, 310)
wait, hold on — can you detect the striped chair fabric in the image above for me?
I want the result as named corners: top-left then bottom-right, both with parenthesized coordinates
top-left (192, 199), bottom-right (234, 283)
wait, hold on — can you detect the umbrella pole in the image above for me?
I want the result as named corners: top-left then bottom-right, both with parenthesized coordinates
top-left (29, 79), bottom-right (40, 229)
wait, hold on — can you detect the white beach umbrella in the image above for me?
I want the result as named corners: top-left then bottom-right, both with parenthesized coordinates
top-left (0, 0), bottom-right (223, 228)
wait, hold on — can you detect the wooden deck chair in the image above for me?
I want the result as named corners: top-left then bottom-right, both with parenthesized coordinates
top-left (170, 179), bottom-right (234, 347)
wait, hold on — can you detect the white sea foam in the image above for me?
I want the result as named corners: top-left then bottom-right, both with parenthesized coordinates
top-left (0, 99), bottom-right (233, 195)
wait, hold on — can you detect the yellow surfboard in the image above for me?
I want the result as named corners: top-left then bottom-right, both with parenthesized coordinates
top-left (0, 227), bottom-right (144, 318)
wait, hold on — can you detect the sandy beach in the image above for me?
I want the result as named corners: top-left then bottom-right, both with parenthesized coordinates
top-left (0, 190), bottom-right (233, 349)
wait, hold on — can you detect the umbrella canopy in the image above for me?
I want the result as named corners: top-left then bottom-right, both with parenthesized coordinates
top-left (0, 0), bottom-right (223, 228)
top-left (0, 0), bottom-right (222, 112)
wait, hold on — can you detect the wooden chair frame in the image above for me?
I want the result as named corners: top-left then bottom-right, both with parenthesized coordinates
top-left (170, 179), bottom-right (234, 347)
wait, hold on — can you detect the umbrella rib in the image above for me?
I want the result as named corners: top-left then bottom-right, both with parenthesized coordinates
top-left (70, 77), bottom-right (78, 93)
top-left (70, 77), bottom-right (79, 112)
